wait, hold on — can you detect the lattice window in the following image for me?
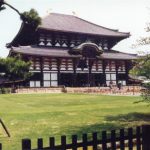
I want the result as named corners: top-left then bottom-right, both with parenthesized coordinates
top-left (92, 60), bottom-right (102, 72)
top-left (105, 60), bottom-right (116, 71)
top-left (60, 59), bottom-right (73, 71)
top-left (35, 58), bottom-right (40, 70)
top-left (43, 58), bottom-right (50, 70)
top-left (30, 81), bottom-right (41, 87)
top-left (51, 59), bottom-right (57, 70)
top-left (30, 58), bottom-right (40, 71)
top-left (118, 61), bottom-right (125, 72)
top-left (67, 59), bottom-right (73, 70)
top-left (43, 72), bottom-right (58, 87)
top-left (106, 73), bottom-right (116, 86)
top-left (60, 59), bottom-right (66, 71)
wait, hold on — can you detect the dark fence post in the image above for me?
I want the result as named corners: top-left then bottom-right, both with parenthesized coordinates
top-left (49, 137), bottom-right (55, 149)
top-left (142, 125), bottom-right (150, 150)
top-left (61, 135), bottom-right (67, 150)
top-left (72, 135), bottom-right (78, 150)
top-left (136, 126), bottom-right (141, 150)
top-left (82, 134), bottom-right (87, 150)
top-left (0, 143), bottom-right (2, 150)
top-left (120, 128), bottom-right (125, 150)
top-left (102, 131), bottom-right (107, 150)
top-left (37, 138), bottom-right (43, 150)
top-left (111, 130), bottom-right (116, 150)
top-left (92, 132), bottom-right (98, 150)
top-left (22, 139), bottom-right (31, 150)
top-left (128, 128), bottom-right (133, 150)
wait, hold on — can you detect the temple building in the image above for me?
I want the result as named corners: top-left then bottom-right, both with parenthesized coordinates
top-left (8, 13), bottom-right (137, 87)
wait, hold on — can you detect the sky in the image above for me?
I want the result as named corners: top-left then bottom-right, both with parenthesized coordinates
top-left (0, 0), bottom-right (150, 57)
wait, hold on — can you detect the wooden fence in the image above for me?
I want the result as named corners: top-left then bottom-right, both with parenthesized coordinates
top-left (1, 125), bottom-right (150, 150)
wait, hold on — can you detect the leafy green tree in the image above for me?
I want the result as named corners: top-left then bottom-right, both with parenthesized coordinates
top-left (130, 23), bottom-right (150, 103)
top-left (130, 54), bottom-right (150, 79)
top-left (0, 57), bottom-right (32, 89)
top-left (20, 9), bottom-right (41, 27)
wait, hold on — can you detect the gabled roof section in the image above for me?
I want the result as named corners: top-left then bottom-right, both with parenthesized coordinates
top-left (39, 13), bottom-right (130, 37)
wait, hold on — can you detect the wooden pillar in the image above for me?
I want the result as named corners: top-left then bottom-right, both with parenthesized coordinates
top-left (73, 58), bottom-right (77, 87)
top-left (88, 59), bottom-right (94, 87)
top-left (125, 60), bottom-right (129, 85)
top-left (102, 60), bottom-right (106, 85)
top-left (40, 57), bottom-right (44, 87)
top-left (115, 60), bottom-right (119, 85)
top-left (57, 58), bottom-right (61, 86)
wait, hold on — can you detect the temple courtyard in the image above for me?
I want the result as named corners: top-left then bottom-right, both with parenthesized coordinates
top-left (0, 93), bottom-right (149, 150)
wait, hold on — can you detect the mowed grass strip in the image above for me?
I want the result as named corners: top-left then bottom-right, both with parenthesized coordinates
top-left (0, 93), bottom-right (149, 150)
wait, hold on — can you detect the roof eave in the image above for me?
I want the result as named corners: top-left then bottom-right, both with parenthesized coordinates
top-left (38, 27), bottom-right (130, 38)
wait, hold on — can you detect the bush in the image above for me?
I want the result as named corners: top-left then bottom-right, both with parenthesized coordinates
top-left (0, 87), bottom-right (11, 94)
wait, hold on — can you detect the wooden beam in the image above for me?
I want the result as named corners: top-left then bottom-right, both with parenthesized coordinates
top-left (0, 119), bottom-right (10, 137)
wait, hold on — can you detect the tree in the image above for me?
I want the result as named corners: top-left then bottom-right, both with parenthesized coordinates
top-left (0, 57), bottom-right (32, 89)
top-left (130, 54), bottom-right (150, 79)
top-left (130, 23), bottom-right (150, 103)
top-left (21, 9), bottom-right (41, 27)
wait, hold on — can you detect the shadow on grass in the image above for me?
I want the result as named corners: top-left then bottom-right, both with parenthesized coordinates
top-left (105, 112), bottom-right (150, 122)
top-left (63, 112), bottom-right (150, 141)
top-left (59, 123), bottom-right (123, 142)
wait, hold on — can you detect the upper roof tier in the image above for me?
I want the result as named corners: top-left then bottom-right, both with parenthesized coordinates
top-left (39, 13), bottom-right (130, 37)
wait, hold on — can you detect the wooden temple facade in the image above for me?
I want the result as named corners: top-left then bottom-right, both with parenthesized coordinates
top-left (8, 13), bottom-right (137, 87)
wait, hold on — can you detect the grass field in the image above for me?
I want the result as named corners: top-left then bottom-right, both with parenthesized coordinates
top-left (0, 93), bottom-right (149, 150)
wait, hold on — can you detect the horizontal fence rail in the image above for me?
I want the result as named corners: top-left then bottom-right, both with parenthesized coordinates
top-left (1, 125), bottom-right (150, 150)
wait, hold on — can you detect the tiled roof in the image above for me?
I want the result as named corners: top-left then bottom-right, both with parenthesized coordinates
top-left (39, 13), bottom-right (130, 37)
top-left (10, 46), bottom-right (137, 60)
top-left (99, 50), bottom-right (137, 60)
top-left (10, 46), bottom-right (81, 58)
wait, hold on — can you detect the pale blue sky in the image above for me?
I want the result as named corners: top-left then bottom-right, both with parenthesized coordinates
top-left (0, 0), bottom-right (150, 57)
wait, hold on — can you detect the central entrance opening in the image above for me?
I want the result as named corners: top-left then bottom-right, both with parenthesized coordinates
top-left (59, 73), bottom-right (106, 87)
top-left (76, 73), bottom-right (89, 87)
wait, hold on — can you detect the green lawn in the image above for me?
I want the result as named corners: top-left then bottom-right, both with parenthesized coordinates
top-left (0, 93), bottom-right (149, 150)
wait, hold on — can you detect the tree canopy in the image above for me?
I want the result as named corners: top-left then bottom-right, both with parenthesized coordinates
top-left (130, 22), bottom-right (150, 103)
top-left (20, 9), bottom-right (41, 27)
top-left (0, 57), bottom-right (32, 82)
top-left (130, 54), bottom-right (150, 79)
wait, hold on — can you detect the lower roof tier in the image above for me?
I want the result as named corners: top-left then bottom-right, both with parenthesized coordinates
top-left (9, 46), bottom-right (137, 60)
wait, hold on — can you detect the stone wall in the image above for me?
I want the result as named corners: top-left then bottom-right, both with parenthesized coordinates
top-left (15, 86), bottom-right (142, 95)
top-left (66, 86), bottom-right (142, 95)
top-left (15, 87), bottom-right (64, 94)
